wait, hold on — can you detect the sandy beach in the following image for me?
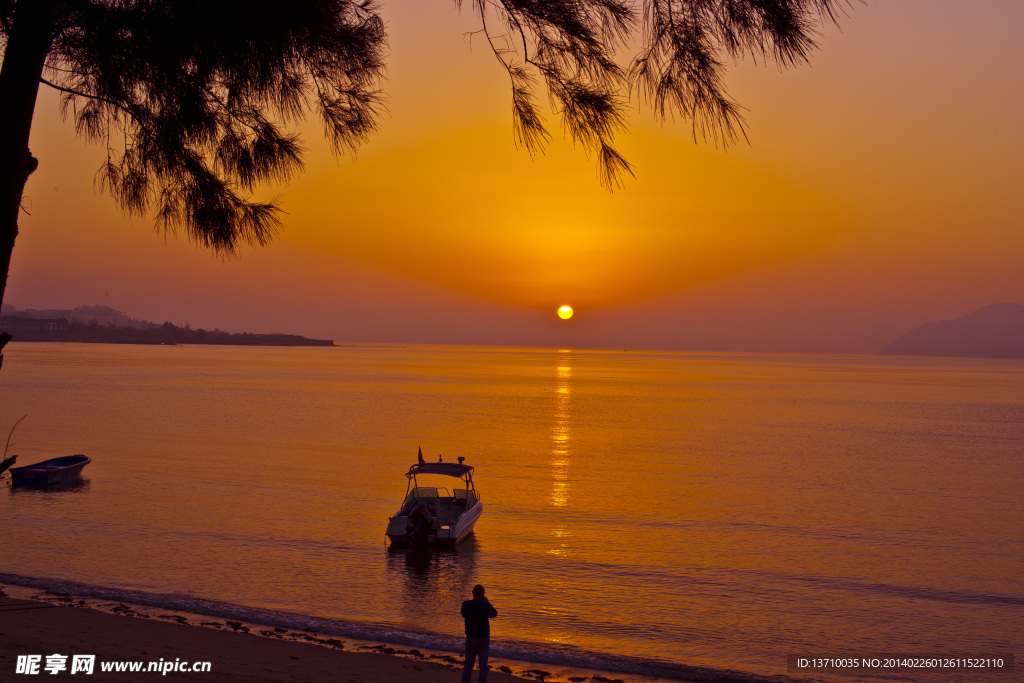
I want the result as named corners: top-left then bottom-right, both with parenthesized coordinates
top-left (0, 594), bottom-right (552, 683)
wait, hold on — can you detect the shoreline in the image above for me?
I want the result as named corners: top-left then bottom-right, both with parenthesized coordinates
top-left (0, 585), bottom-right (667, 683)
top-left (0, 593), bottom-right (504, 682)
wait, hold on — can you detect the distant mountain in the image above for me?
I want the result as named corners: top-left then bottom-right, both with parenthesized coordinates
top-left (881, 303), bottom-right (1024, 358)
top-left (0, 305), bottom-right (333, 347)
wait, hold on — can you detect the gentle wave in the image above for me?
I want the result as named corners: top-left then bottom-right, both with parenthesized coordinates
top-left (0, 572), bottom-right (806, 683)
top-left (775, 572), bottom-right (1024, 607)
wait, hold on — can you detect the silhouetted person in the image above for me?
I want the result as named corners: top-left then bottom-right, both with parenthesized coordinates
top-left (461, 584), bottom-right (497, 683)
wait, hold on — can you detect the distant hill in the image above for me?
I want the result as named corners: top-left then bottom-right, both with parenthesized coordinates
top-left (0, 305), bottom-right (333, 347)
top-left (881, 303), bottom-right (1024, 359)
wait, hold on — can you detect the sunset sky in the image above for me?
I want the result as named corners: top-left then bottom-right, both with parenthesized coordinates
top-left (6, 0), bottom-right (1023, 350)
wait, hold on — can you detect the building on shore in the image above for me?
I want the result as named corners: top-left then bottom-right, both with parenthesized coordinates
top-left (0, 316), bottom-right (69, 333)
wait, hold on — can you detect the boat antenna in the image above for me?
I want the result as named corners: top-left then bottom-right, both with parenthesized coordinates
top-left (4, 414), bottom-right (27, 460)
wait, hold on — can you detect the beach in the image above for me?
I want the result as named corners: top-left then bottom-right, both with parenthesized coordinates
top-left (0, 592), bottom-right (547, 683)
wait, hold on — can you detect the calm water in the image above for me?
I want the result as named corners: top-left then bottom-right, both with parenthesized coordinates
top-left (1, 342), bottom-right (1021, 681)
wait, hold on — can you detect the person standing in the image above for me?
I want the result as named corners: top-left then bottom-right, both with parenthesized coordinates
top-left (461, 584), bottom-right (498, 683)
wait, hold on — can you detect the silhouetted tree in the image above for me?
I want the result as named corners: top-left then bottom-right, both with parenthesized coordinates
top-left (0, 0), bottom-right (847, 349)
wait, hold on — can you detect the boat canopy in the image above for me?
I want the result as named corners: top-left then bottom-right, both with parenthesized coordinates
top-left (407, 462), bottom-right (474, 478)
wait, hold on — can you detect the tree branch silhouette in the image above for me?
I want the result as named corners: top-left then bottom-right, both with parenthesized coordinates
top-left (0, 0), bottom-right (850, 316)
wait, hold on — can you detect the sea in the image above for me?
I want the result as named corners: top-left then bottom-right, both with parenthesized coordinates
top-left (0, 342), bottom-right (1020, 682)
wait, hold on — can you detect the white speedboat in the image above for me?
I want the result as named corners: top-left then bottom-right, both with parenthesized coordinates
top-left (386, 453), bottom-right (483, 546)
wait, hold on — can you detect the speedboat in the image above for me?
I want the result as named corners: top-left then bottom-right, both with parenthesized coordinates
top-left (10, 454), bottom-right (91, 487)
top-left (386, 452), bottom-right (483, 546)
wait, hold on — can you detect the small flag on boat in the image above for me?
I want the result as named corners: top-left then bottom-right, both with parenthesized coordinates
top-left (418, 447), bottom-right (426, 466)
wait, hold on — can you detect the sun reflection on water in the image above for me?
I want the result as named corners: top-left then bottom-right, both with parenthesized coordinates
top-left (549, 358), bottom-right (573, 508)
top-left (546, 524), bottom-right (571, 558)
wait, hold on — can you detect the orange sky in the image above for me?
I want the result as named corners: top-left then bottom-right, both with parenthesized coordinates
top-left (6, 0), bottom-right (1024, 350)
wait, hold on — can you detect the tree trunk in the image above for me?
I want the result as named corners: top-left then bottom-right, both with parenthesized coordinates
top-left (0, 0), bottom-right (60, 311)
top-left (0, 0), bottom-right (59, 370)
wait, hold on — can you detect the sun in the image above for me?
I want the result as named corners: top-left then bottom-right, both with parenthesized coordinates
top-left (557, 305), bottom-right (574, 320)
